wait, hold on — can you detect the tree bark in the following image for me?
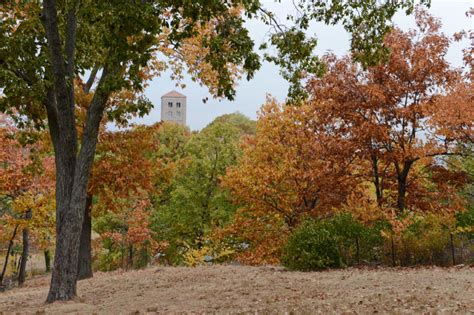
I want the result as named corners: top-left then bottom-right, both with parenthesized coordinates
top-left (45, 64), bottom-right (115, 301)
top-left (77, 194), bottom-right (93, 280)
top-left (0, 225), bottom-right (19, 285)
top-left (370, 154), bottom-right (383, 207)
top-left (18, 209), bottom-right (32, 286)
top-left (355, 236), bottom-right (360, 265)
top-left (128, 245), bottom-right (134, 269)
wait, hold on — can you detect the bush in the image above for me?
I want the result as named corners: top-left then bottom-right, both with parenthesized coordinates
top-left (281, 213), bottom-right (385, 271)
top-left (282, 220), bottom-right (341, 271)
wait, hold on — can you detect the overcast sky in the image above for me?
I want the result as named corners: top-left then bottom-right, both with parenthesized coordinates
top-left (135, 0), bottom-right (472, 131)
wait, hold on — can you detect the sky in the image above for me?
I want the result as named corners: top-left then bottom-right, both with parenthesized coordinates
top-left (135, 0), bottom-right (473, 131)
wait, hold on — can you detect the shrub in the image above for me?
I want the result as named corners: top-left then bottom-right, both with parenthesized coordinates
top-left (281, 220), bottom-right (341, 271)
top-left (281, 213), bottom-right (385, 271)
top-left (388, 213), bottom-right (474, 266)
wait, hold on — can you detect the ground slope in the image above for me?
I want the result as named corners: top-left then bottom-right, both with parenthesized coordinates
top-left (0, 265), bottom-right (472, 314)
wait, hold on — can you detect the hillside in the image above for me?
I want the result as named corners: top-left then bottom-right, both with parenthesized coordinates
top-left (0, 265), bottom-right (472, 314)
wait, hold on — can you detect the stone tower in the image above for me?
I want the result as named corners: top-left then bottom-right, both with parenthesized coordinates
top-left (161, 90), bottom-right (186, 125)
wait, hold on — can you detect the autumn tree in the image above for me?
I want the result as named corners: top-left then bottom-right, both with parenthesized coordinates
top-left (308, 9), bottom-right (473, 216)
top-left (1, 1), bottom-right (261, 300)
top-left (0, 115), bottom-right (55, 285)
top-left (222, 100), bottom-right (358, 262)
top-left (90, 124), bottom-right (161, 271)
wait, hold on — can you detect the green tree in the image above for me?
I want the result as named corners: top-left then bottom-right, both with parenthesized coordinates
top-left (1, 0), bottom-right (260, 301)
top-left (153, 115), bottom-right (254, 263)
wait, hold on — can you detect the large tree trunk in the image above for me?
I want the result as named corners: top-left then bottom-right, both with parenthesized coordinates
top-left (77, 194), bottom-right (93, 280)
top-left (18, 209), bottom-right (32, 286)
top-left (46, 71), bottom-right (111, 301)
top-left (42, 0), bottom-right (79, 301)
top-left (42, 0), bottom-right (115, 302)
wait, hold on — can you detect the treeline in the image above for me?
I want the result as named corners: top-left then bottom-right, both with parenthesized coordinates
top-left (90, 10), bottom-right (474, 270)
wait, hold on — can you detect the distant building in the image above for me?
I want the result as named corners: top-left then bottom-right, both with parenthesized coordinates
top-left (161, 90), bottom-right (186, 125)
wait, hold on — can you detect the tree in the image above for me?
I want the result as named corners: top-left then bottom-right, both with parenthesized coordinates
top-left (225, 99), bottom-right (357, 226)
top-left (1, 0), bottom-right (260, 301)
top-left (90, 124), bottom-right (160, 271)
top-left (152, 114), bottom-right (254, 262)
top-left (0, 115), bottom-right (55, 285)
top-left (0, 0), bottom-right (430, 301)
top-left (308, 9), bottom-right (472, 214)
top-left (222, 99), bottom-right (357, 262)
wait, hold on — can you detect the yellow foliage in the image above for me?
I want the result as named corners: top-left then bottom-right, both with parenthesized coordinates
top-left (182, 240), bottom-right (235, 267)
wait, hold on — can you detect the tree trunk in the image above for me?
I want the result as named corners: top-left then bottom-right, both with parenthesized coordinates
top-left (396, 182), bottom-right (407, 212)
top-left (18, 210), bottom-right (32, 285)
top-left (46, 63), bottom-right (113, 301)
top-left (450, 233), bottom-right (456, 266)
top-left (42, 0), bottom-right (115, 301)
top-left (0, 225), bottom-right (19, 285)
top-left (395, 160), bottom-right (413, 213)
top-left (77, 194), bottom-right (93, 280)
top-left (44, 250), bottom-right (51, 272)
top-left (370, 154), bottom-right (383, 207)
top-left (128, 245), bottom-right (134, 269)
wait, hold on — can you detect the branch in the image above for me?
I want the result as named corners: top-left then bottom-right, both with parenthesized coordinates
top-left (258, 7), bottom-right (287, 33)
top-left (425, 151), bottom-right (461, 158)
top-left (70, 63), bottom-right (120, 209)
top-left (41, 0), bottom-right (77, 151)
top-left (84, 66), bottom-right (99, 94)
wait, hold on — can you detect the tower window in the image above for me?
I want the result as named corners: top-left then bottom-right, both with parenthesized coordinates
top-left (176, 102), bottom-right (181, 108)
top-left (168, 102), bottom-right (173, 108)
top-left (177, 111), bottom-right (181, 116)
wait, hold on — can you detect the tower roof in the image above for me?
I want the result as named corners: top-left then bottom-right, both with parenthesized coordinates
top-left (161, 90), bottom-right (186, 98)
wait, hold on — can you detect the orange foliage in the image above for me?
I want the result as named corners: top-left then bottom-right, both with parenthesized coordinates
top-left (224, 99), bottom-right (357, 228)
top-left (308, 9), bottom-right (471, 215)
top-left (0, 114), bottom-right (55, 248)
top-left (222, 99), bottom-right (358, 263)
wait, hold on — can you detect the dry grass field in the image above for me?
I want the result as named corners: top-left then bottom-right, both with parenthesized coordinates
top-left (0, 265), bottom-right (472, 314)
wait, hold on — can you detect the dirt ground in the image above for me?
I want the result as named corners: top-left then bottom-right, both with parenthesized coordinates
top-left (0, 265), bottom-right (472, 314)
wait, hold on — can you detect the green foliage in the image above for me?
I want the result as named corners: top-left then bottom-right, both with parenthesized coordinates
top-left (0, 0), bottom-right (263, 130)
top-left (457, 207), bottom-right (474, 237)
top-left (282, 219), bottom-right (342, 271)
top-left (151, 114), bottom-right (254, 264)
top-left (282, 213), bottom-right (385, 271)
top-left (155, 122), bottom-right (191, 161)
top-left (455, 146), bottom-right (474, 237)
top-left (263, 28), bottom-right (324, 103)
top-left (206, 112), bottom-right (256, 136)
